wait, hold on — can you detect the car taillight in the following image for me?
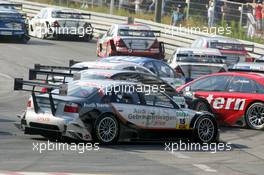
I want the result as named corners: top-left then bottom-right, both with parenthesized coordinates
top-left (52, 21), bottom-right (60, 27)
top-left (41, 88), bottom-right (47, 93)
top-left (245, 57), bottom-right (255, 62)
top-left (27, 100), bottom-right (32, 108)
top-left (116, 38), bottom-right (126, 47)
top-left (175, 66), bottom-right (185, 77)
top-left (64, 103), bottom-right (79, 113)
top-left (41, 81), bottom-right (48, 93)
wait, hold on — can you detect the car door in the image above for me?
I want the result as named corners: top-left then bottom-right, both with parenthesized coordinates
top-left (111, 87), bottom-right (184, 129)
top-left (215, 76), bottom-right (259, 124)
top-left (182, 75), bottom-right (232, 114)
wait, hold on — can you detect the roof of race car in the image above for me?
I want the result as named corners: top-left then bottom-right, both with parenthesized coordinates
top-left (195, 71), bottom-right (264, 83)
top-left (176, 48), bottom-right (222, 56)
top-left (72, 61), bottom-right (151, 71)
top-left (100, 56), bottom-right (163, 64)
top-left (78, 69), bottom-right (146, 77)
top-left (70, 79), bottom-right (140, 88)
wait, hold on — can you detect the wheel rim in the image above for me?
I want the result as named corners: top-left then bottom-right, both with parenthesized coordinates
top-left (196, 102), bottom-right (209, 112)
top-left (98, 117), bottom-right (117, 143)
top-left (247, 104), bottom-right (264, 128)
top-left (197, 118), bottom-right (214, 142)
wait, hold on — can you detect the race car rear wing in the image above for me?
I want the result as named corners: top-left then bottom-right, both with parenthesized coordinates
top-left (14, 78), bottom-right (68, 115)
top-left (34, 64), bottom-right (87, 73)
top-left (29, 69), bottom-right (74, 83)
top-left (118, 29), bottom-right (161, 37)
top-left (55, 11), bottom-right (91, 19)
top-left (209, 42), bottom-right (254, 52)
top-left (176, 54), bottom-right (226, 64)
top-left (14, 78), bottom-right (60, 93)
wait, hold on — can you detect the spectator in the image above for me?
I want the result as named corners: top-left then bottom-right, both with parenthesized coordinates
top-left (148, 0), bottom-right (155, 12)
top-left (215, 0), bottom-right (223, 21)
top-left (171, 5), bottom-right (184, 26)
top-left (161, 0), bottom-right (168, 16)
top-left (249, 0), bottom-right (263, 32)
top-left (221, 1), bottom-right (228, 22)
top-left (135, 0), bottom-right (143, 14)
top-left (207, 0), bottom-right (215, 28)
top-left (262, 0), bottom-right (264, 31)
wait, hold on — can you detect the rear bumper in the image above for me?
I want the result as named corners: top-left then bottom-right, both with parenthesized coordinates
top-left (0, 30), bottom-right (26, 36)
top-left (22, 111), bottom-right (92, 141)
top-left (24, 126), bottom-right (62, 138)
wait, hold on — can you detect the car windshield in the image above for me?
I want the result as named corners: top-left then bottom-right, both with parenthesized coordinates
top-left (52, 11), bottom-right (83, 19)
top-left (67, 82), bottom-right (98, 98)
top-left (176, 54), bottom-right (224, 63)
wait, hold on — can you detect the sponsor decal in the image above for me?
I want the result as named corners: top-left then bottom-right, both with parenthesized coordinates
top-left (126, 108), bottom-right (175, 127)
top-left (206, 94), bottom-right (246, 110)
top-left (36, 117), bottom-right (50, 122)
top-left (176, 118), bottom-right (190, 129)
top-left (83, 103), bottom-right (109, 108)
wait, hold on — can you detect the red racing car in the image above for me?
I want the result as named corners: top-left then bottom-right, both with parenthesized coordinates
top-left (96, 24), bottom-right (165, 59)
top-left (176, 63), bottom-right (264, 130)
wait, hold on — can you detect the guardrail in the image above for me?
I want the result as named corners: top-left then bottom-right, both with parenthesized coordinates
top-left (13, 0), bottom-right (264, 58)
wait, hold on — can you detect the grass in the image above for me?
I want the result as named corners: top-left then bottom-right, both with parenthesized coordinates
top-left (27, 0), bottom-right (264, 44)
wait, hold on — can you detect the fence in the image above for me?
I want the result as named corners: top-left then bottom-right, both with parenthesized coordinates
top-left (50, 0), bottom-right (252, 26)
top-left (11, 0), bottom-right (264, 58)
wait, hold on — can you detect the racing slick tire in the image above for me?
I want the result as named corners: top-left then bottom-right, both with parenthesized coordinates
top-left (94, 114), bottom-right (119, 144)
top-left (245, 102), bottom-right (264, 130)
top-left (193, 100), bottom-right (211, 112)
top-left (193, 116), bottom-right (218, 143)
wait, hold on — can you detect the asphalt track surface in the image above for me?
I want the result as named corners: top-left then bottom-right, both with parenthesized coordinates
top-left (0, 38), bottom-right (264, 175)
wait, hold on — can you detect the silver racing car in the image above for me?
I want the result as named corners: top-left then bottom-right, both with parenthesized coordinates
top-left (14, 78), bottom-right (219, 144)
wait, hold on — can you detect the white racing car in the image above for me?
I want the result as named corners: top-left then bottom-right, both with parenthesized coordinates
top-left (28, 7), bottom-right (93, 41)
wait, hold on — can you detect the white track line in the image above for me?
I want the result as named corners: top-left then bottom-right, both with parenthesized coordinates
top-left (0, 172), bottom-right (111, 175)
top-left (193, 164), bottom-right (217, 173)
top-left (169, 152), bottom-right (190, 159)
